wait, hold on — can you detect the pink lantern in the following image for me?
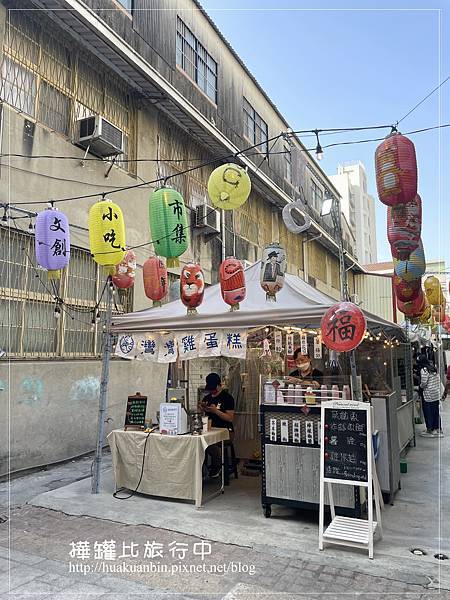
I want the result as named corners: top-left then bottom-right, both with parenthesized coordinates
top-left (219, 257), bottom-right (246, 310)
top-left (387, 194), bottom-right (422, 260)
top-left (375, 133), bottom-right (417, 206)
top-left (321, 302), bottom-right (366, 352)
top-left (180, 263), bottom-right (204, 314)
top-left (35, 209), bottom-right (70, 278)
top-left (143, 257), bottom-right (168, 305)
top-left (112, 250), bottom-right (136, 289)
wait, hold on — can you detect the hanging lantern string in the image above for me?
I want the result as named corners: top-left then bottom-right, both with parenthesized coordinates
top-left (5, 122), bottom-right (449, 208)
top-left (396, 76), bottom-right (450, 126)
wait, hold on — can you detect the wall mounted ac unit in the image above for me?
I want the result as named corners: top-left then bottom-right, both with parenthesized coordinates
top-left (76, 115), bottom-right (124, 157)
top-left (194, 204), bottom-right (220, 234)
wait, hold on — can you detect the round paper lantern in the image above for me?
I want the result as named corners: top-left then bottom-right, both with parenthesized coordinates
top-left (89, 199), bottom-right (126, 267)
top-left (443, 315), bottom-right (450, 332)
top-left (207, 163), bottom-right (251, 211)
top-left (219, 257), bottom-right (246, 310)
top-left (180, 263), bottom-right (204, 313)
top-left (397, 290), bottom-right (426, 318)
top-left (394, 240), bottom-right (425, 282)
top-left (321, 302), bottom-right (366, 352)
top-left (260, 243), bottom-right (286, 301)
top-left (35, 208), bottom-right (70, 278)
top-left (149, 187), bottom-right (189, 267)
top-left (375, 132), bottom-right (417, 206)
top-left (424, 276), bottom-right (445, 306)
top-left (143, 256), bottom-right (168, 305)
top-left (387, 194), bottom-right (421, 260)
top-left (393, 274), bottom-right (421, 303)
top-left (112, 250), bottom-right (136, 289)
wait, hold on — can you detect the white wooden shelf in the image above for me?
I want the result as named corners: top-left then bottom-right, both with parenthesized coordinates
top-left (323, 516), bottom-right (378, 546)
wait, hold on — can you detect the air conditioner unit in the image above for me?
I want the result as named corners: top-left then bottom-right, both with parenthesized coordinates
top-left (194, 204), bottom-right (220, 234)
top-left (76, 115), bottom-right (124, 158)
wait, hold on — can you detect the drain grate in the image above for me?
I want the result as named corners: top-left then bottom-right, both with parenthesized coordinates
top-left (434, 553), bottom-right (448, 560)
top-left (410, 548), bottom-right (427, 556)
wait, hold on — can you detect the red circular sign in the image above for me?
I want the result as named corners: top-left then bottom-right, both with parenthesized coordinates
top-left (321, 302), bottom-right (366, 352)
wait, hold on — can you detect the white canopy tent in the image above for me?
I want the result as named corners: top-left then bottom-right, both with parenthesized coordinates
top-left (112, 262), bottom-right (404, 337)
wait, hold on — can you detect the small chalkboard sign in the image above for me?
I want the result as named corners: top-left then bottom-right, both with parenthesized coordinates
top-left (323, 401), bottom-right (368, 483)
top-left (124, 392), bottom-right (147, 431)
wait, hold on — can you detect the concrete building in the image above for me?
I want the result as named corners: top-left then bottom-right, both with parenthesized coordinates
top-left (0, 0), bottom-right (363, 474)
top-left (329, 162), bottom-right (378, 264)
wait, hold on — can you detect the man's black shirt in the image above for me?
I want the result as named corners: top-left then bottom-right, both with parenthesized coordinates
top-left (204, 389), bottom-right (235, 430)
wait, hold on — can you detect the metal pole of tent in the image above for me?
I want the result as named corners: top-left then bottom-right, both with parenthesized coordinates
top-left (92, 277), bottom-right (113, 494)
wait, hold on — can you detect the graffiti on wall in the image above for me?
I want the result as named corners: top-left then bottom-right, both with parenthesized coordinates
top-left (70, 377), bottom-right (100, 402)
top-left (19, 378), bottom-right (44, 406)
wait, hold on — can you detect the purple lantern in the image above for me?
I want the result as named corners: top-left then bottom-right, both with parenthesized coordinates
top-left (35, 209), bottom-right (70, 277)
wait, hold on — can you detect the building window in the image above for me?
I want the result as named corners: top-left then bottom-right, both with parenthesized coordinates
top-left (176, 17), bottom-right (218, 103)
top-left (0, 226), bottom-right (132, 359)
top-left (310, 180), bottom-right (323, 211)
top-left (243, 98), bottom-right (268, 155)
top-left (0, 11), bottom-right (137, 173)
top-left (284, 145), bottom-right (292, 183)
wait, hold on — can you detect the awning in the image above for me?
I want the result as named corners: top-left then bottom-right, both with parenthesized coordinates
top-left (112, 262), bottom-right (404, 337)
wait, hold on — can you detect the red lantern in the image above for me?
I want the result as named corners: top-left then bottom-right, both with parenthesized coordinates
top-left (112, 250), bottom-right (136, 289)
top-left (143, 257), bottom-right (168, 305)
top-left (375, 133), bottom-right (417, 206)
top-left (180, 263), bottom-right (205, 313)
top-left (443, 315), bottom-right (450, 332)
top-left (219, 257), bottom-right (246, 310)
top-left (397, 290), bottom-right (426, 318)
top-left (387, 194), bottom-right (421, 260)
top-left (393, 274), bottom-right (421, 303)
top-left (321, 302), bottom-right (366, 352)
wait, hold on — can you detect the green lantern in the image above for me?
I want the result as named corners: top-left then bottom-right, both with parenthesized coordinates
top-left (149, 187), bottom-right (189, 267)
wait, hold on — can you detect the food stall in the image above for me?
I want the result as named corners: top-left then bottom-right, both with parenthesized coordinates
top-left (110, 262), bottom-right (408, 511)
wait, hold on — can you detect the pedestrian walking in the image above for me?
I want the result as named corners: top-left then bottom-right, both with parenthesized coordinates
top-left (417, 354), bottom-right (444, 438)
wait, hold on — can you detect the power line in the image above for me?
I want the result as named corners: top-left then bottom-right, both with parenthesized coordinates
top-left (3, 122), bottom-right (448, 208)
top-left (396, 76), bottom-right (450, 125)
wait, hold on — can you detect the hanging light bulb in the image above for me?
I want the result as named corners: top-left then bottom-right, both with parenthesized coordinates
top-left (96, 310), bottom-right (101, 321)
top-left (314, 130), bottom-right (323, 161)
top-left (1, 206), bottom-right (8, 223)
top-left (28, 218), bottom-right (34, 231)
top-left (90, 317), bottom-right (96, 332)
top-left (54, 304), bottom-right (61, 319)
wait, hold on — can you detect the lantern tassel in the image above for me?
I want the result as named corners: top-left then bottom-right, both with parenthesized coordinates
top-left (47, 270), bottom-right (61, 280)
top-left (167, 258), bottom-right (179, 268)
top-left (153, 300), bottom-right (162, 308)
top-left (266, 293), bottom-right (277, 302)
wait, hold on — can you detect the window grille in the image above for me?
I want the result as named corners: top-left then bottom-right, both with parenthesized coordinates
top-left (176, 17), bottom-right (218, 103)
top-left (243, 98), bottom-right (268, 155)
top-left (0, 225), bottom-right (132, 359)
top-left (0, 11), bottom-right (137, 173)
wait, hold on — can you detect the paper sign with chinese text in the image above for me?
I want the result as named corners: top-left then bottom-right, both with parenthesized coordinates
top-left (199, 330), bottom-right (224, 357)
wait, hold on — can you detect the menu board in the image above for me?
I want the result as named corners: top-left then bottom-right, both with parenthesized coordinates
top-left (124, 394), bottom-right (147, 430)
top-left (323, 404), bottom-right (368, 483)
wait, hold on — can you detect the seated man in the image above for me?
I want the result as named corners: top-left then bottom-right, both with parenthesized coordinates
top-left (201, 372), bottom-right (235, 478)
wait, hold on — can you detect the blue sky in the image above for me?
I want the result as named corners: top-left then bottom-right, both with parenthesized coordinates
top-left (201, 0), bottom-right (449, 268)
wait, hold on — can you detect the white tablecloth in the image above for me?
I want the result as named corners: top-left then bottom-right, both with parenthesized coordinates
top-left (107, 428), bottom-right (229, 507)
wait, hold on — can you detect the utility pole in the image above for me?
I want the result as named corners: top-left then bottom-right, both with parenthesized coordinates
top-left (91, 277), bottom-right (113, 494)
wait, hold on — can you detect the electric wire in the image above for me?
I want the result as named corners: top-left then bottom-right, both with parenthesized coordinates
top-left (396, 76), bottom-right (450, 126)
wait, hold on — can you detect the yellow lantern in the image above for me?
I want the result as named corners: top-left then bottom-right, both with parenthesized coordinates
top-left (424, 276), bottom-right (445, 306)
top-left (89, 199), bottom-right (126, 267)
top-left (207, 163), bottom-right (251, 210)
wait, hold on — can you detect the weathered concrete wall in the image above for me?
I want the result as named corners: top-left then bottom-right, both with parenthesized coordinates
top-left (0, 359), bottom-right (168, 476)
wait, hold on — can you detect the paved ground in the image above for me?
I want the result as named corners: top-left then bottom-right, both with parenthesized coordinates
top-left (0, 403), bottom-right (448, 598)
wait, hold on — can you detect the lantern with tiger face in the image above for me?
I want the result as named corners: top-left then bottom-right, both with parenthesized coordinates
top-left (219, 257), bottom-right (246, 310)
top-left (180, 263), bottom-right (205, 313)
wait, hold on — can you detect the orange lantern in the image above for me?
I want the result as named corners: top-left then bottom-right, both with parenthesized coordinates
top-left (180, 263), bottom-right (205, 314)
top-left (393, 274), bottom-right (421, 303)
top-left (387, 194), bottom-right (421, 260)
top-left (375, 132), bottom-right (417, 206)
top-left (143, 256), bottom-right (168, 305)
top-left (219, 257), bottom-right (246, 310)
